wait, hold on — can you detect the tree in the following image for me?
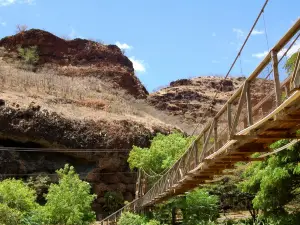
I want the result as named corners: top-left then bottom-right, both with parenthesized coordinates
top-left (239, 140), bottom-right (300, 216)
top-left (103, 191), bottom-right (124, 215)
top-left (16, 24), bottom-right (28, 34)
top-left (0, 179), bottom-right (38, 225)
top-left (284, 52), bottom-right (299, 74)
top-left (128, 132), bottom-right (195, 175)
top-left (17, 46), bottom-right (39, 65)
top-left (118, 212), bottom-right (147, 225)
top-left (0, 179), bottom-right (37, 212)
top-left (44, 164), bottom-right (96, 225)
top-left (183, 189), bottom-right (219, 225)
top-left (0, 203), bottom-right (22, 225)
top-left (152, 189), bottom-right (219, 225)
top-left (26, 175), bottom-right (51, 205)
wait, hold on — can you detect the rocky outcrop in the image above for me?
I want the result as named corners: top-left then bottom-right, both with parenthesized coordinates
top-left (148, 76), bottom-right (273, 125)
top-left (0, 29), bottom-right (148, 98)
top-left (0, 104), bottom-right (174, 219)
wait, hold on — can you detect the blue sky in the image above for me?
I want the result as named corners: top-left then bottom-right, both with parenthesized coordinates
top-left (0, 0), bottom-right (299, 92)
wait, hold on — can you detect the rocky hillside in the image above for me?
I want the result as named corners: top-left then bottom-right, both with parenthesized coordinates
top-left (148, 76), bottom-right (273, 133)
top-left (0, 28), bottom-right (273, 220)
top-left (0, 29), bottom-right (147, 98)
top-left (0, 29), bottom-right (179, 220)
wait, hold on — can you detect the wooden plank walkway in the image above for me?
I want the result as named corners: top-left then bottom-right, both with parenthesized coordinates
top-left (99, 18), bottom-right (300, 225)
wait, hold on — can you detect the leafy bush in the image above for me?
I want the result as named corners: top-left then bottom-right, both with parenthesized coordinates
top-left (26, 175), bottom-right (51, 205)
top-left (239, 140), bottom-right (300, 215)
top-left (118, 212), bottom-right (147, 225)
top-left (284, 52), bottom-right (299, 74)
top-left (0, 179), bottom-right (37, 212)
top-left (17, 46), bottom-right (39, 65)
top-left (145, 219), bottom-right (161, 225)
top-left (45, 164), bottom-right (96, 224)
top-left (103, 191), bottom-right (124, 215)
top-left (183, 189), bottom-right (219, 225)
top-left (152, 189), bottom-right (219, 225)
top-left (128, 132), bottom-right (195, 175)
top-left (0, 203), bottom-right (22, 225)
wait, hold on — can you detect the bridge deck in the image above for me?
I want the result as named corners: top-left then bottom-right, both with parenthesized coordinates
top-left (147, 91), bottom-right (300, 205)
top-left (99, 18), bottom-right (300, 225)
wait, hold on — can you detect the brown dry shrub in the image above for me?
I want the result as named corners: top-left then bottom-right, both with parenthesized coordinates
top-left (16, 24), bottom-right (28, 34)
top-left (76, 99), bottom-right (106, 110)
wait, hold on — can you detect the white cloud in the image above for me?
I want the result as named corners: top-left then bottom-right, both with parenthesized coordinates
top-left (212, 32), bottom-right (216, 37)
top-left (0, 21), bottom-right (6, 26)
top-left (212, 60), bottom-right (220, 64)
top-left (67, 27), bottom-right (84, 39)
top-left (278, 41), bottom-right (300, 58)
top-left (252, 41), bottom-right (300, 59)
top-left (233, 28), bottom-right (244, 39)
top-left (68, 28), bottom-right (76, 39)
top-left (252, 51), bottom-right (268, 59)
top-left (0, 0), bottom-right (15, 6)
top-left (115, 41), bottom-right (132, 50)
top-left (0, 0), bottom-right (35, 6)
top-left (251, 29), bottom-right (264, 35)
top-left (129, 56), bottom-right (146, 73)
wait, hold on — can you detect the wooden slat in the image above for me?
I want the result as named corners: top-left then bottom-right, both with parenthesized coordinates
top-left (214, 118), bottom-right (218, 151)
top-left (231, 82), bottom-right (248, 136)
top-left (246, 81), bottom-right (253, 126)
top-left (233, 134), bottom-right (300, 140)
top-left (271, 50), bottom-right (282, 107)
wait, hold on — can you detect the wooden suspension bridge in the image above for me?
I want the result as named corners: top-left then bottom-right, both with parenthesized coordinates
top-left (100, 18), bottom-right (300, 224)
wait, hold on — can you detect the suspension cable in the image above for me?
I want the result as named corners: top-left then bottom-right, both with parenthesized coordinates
top-left (191, 0), bottom-right (270, 136)
top-left (0, 146), bottom-right (131, 153)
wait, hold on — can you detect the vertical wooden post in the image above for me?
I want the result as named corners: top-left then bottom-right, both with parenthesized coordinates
top-left (271, 50), bottom-right (282, 107)
top-left (214, 118), bottom-right (218, 151)
top-left (227, 103), bottom-right (232, 139)
top-left (284, 84), bottom-right (290, 98)
top-left (135, 169), bottom-right (141, 199)
top-left (246, 81), bottom-right (253, 126)
top-left (194, 142), bottom-right (199, 166)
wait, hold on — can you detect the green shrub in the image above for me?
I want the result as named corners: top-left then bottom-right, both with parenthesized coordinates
top-left (103, 191), bottom-right (124, 215)
top-left (128, 132), bottom-right (195, 181)
top-left (26, 175), bottom-right (51, 205)
top-left (0, 203), bottom-right (22, 225)
top-left (118, 212), bottom-right (147, 225)
top-left (183, 189), bottom-right (219, 225)
top-left (17, 46), bottom-right (39, 65)
top-left (145, 219), bottom-right (161, 225)
top-left (0, 179), bottom-right (37, 212)
top-left (45, 164), bottom-right (96, 225)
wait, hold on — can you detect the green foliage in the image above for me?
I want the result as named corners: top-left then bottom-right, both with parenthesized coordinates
top-left (239, 140), bottom-right (300, 215)
top-left (0, 179), bottom-right (37, 213)
top-left (17, 46), bottom-right (39, 65)
top-left (0, 203), bottom-right (22, 225)
top-left (26, 175), bottom-right (51, 205)
top-left (0, 179), bottom-right (40, 225)
top-left (128, 132), bottom-right (195, 175)
top-left (152, 189), bottom-right (219, 225)
top-left (284, 52), bottom-right (299, 74)
top-left (103, 191), bottom-right (124, 215)
top-left (0, 165), bottom-right (97, 225)
top-left (145, 219), bottom-right (162, 225)
top-left (183, 189), bottom-right (219, 225)
top-left (45, 164), bottom-right (96, 224)
top-left (118, 212), bottom-right (147, 225)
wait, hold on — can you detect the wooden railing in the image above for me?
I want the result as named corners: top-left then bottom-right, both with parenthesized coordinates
top-left (99, 18), bottom-right (300, 224)
top-left (137, 18), bottom-right (300, 207)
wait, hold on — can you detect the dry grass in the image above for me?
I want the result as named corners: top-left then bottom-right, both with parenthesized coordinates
top-left (0, 55), bottom-right (194, 133)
